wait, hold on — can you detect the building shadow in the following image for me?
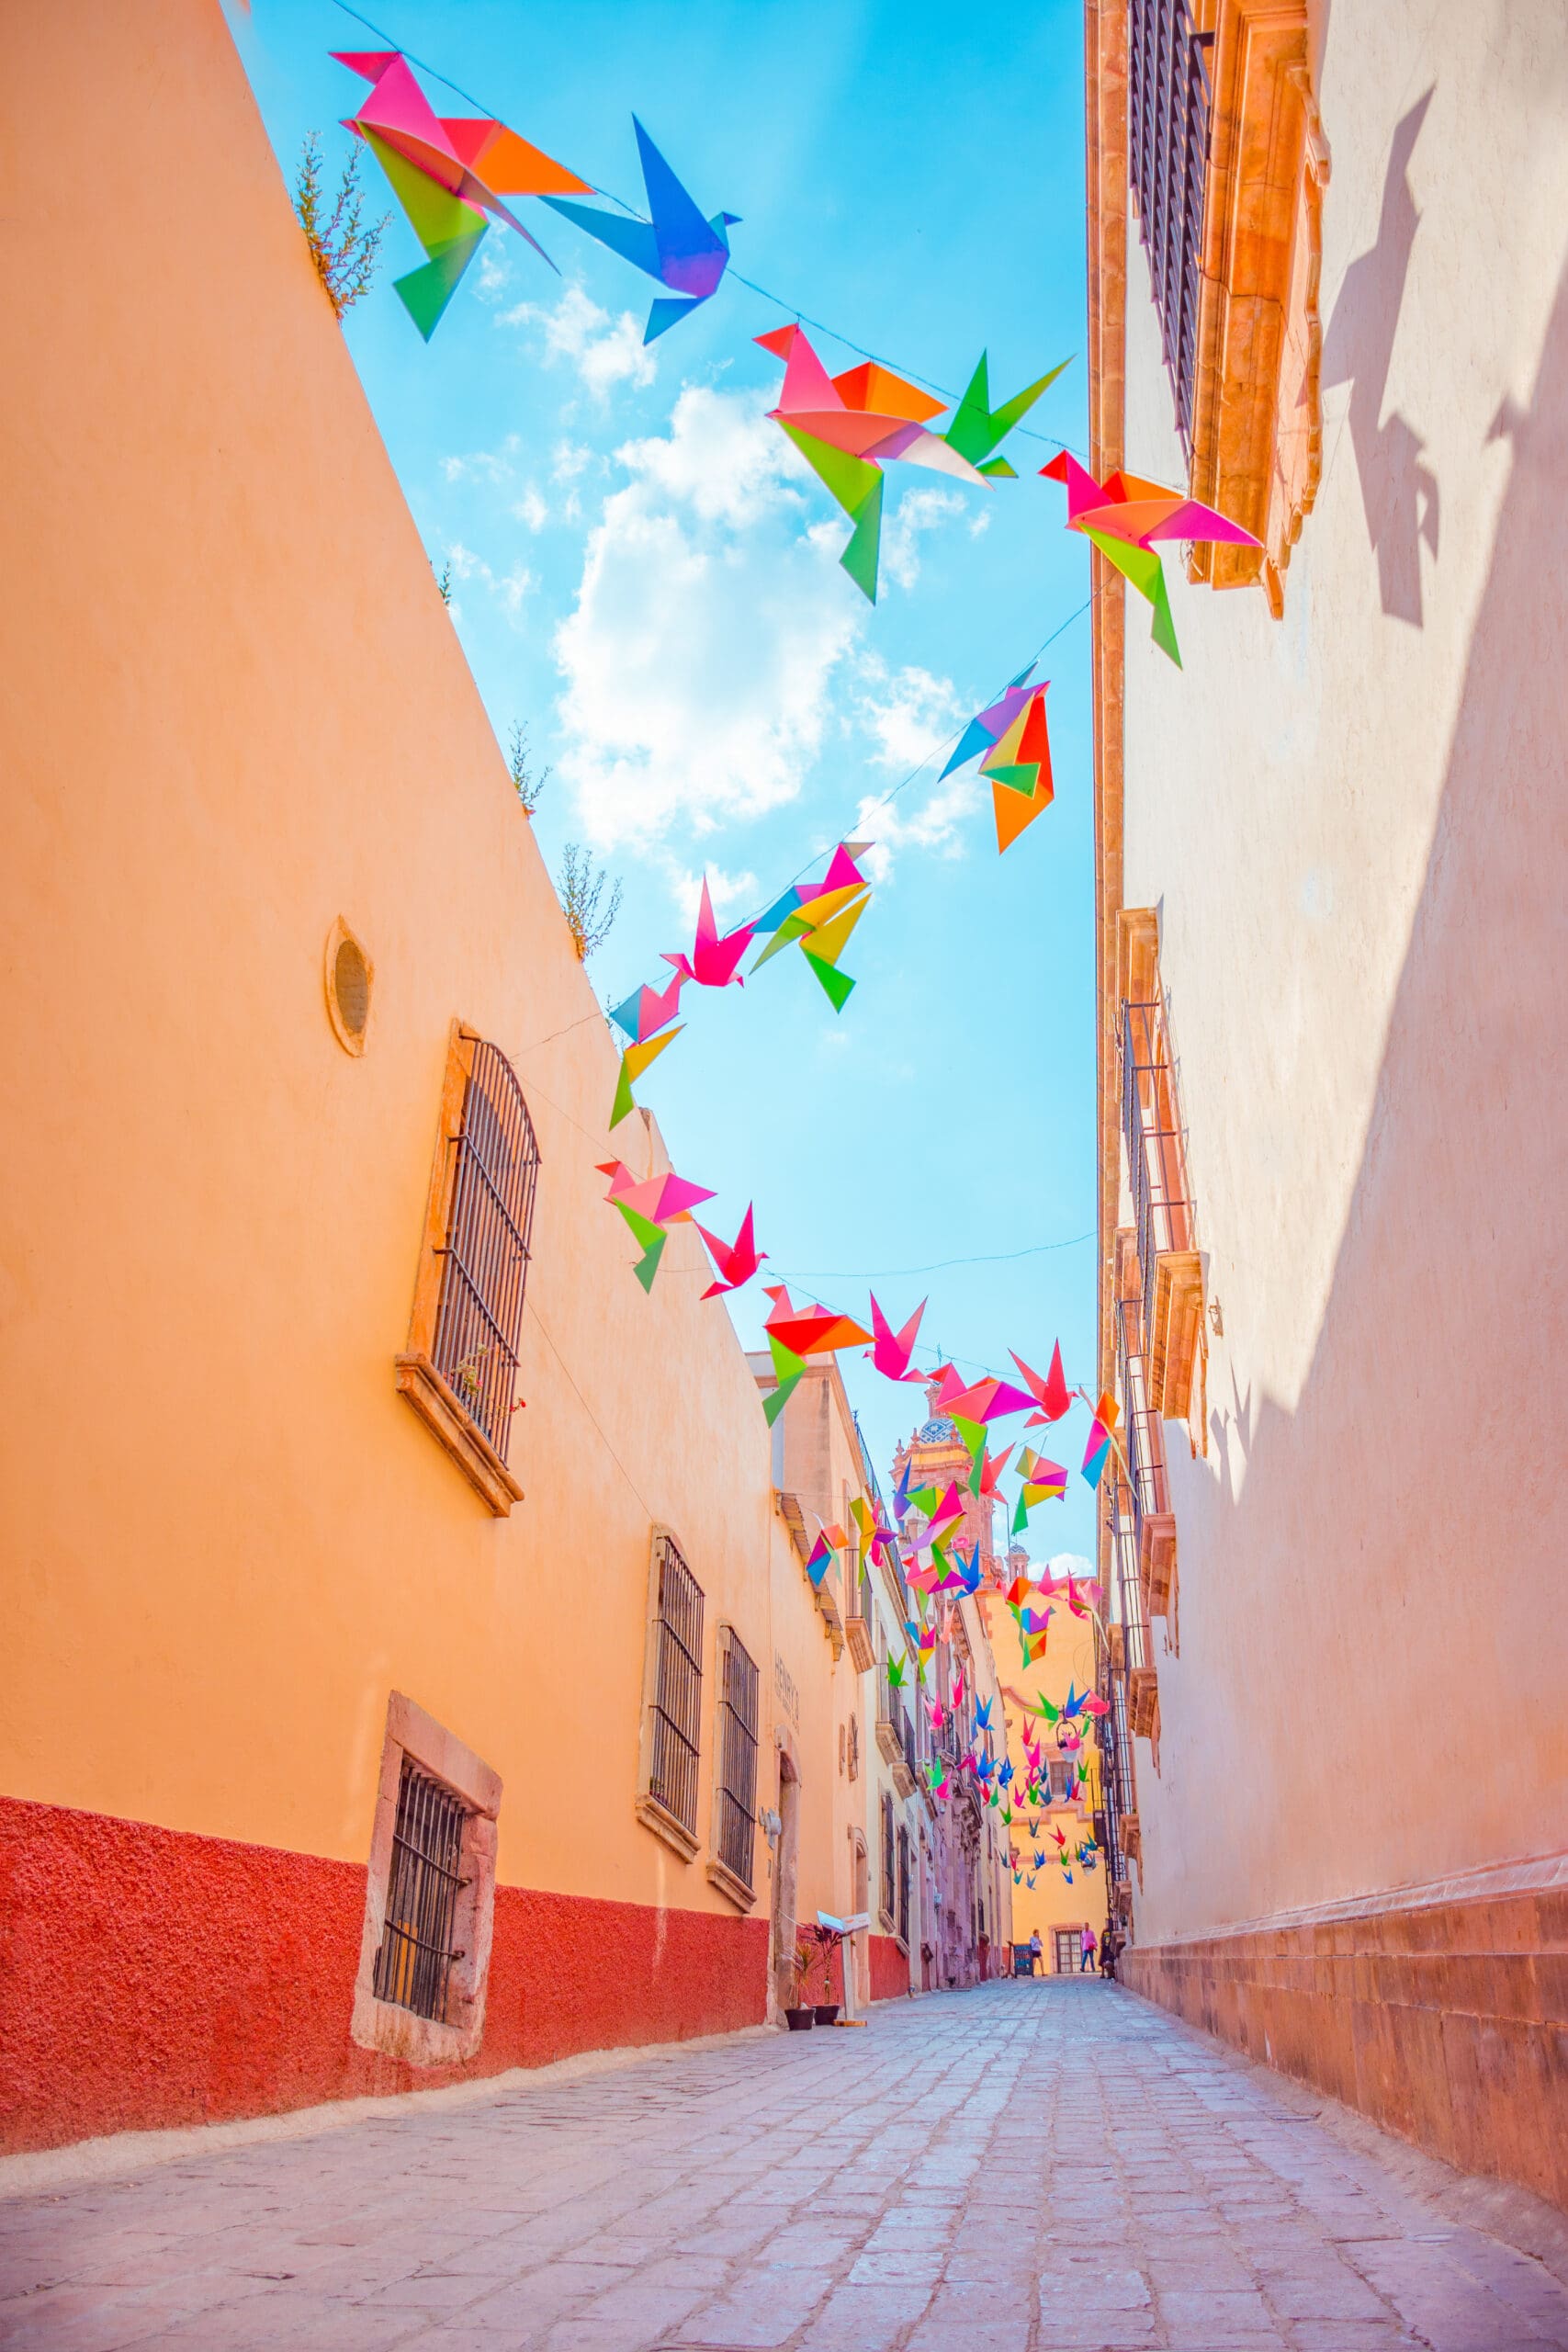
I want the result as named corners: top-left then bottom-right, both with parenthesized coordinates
top-left (1322, 89), bottom-right (1440, 625)
top-left (1165, 238), bottom-right (1568, 1917)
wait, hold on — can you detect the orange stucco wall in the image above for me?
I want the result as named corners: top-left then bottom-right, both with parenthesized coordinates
top-left (0, 0), bottom-right (840, 2025)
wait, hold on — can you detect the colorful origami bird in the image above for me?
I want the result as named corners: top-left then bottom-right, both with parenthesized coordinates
top-left (934, 1369), bottom-right (1038, 1424)
top-left (1011, 1341), bottom-right (1071, 1425)
top-left (662, 878), bottom-right (754, 989)
top-left (762, 1286), bottom-right (873, 1359)
top-left (541, 118), bottom-right (739, 343)
top-left (598, 1158), bottom-right (716, 1292)
top-left (750, 842), bottom-right (873, 1011)
top-left (944, 353), bottom-right (1071, 476)
top-left (974, 1700), bottom-right (993, 1734)
top-left (867, 1293), bottom-right (928, 1383)
top-left (886, 1656), bottom-right (906, 1690)
top-left (1081, 1389), bottom-right (1121, 1487)
top-left (693, 1204), bottom-right (763, 1299)
top-left (939, 667), bottom-right (1056, 854)
top-left (756, 325), bottom-right (989, 602)
top-left (1041, 448), bottom-right (1261, 667)
top-left (609, 1025), bottom-right (683, 1127)
top-left (334, 52), bottom-right (587, 338)
top-left (609, 970), bottom-right (686, 1045)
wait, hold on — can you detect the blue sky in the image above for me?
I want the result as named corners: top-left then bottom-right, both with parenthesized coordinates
top-left (232, 0), bottom-right (1102, 1566)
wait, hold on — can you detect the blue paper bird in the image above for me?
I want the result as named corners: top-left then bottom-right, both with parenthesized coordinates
top-left (974, 1698), bottom-right (993, 1732)
top-left (998, 1759), bottom-right (1013, 1787)
top-left (542, 119), bottom-right (739, 342)
top-left (1032, 1849), bottom-right (1047, 1869)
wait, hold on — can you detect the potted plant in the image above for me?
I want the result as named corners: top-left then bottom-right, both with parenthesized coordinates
top-left (784, 1936), bottom-right (818, 2030)
top-left (808, 1923), bottom-right (842, 2024)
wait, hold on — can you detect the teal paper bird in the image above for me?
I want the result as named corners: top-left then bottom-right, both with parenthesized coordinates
top-left (542, 118), bottom-right (739, 342)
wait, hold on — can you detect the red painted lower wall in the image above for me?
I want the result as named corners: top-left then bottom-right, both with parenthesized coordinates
top-left (0, 1795), bottom-right (768, 2155)
top-left (867, 1932), bottom-right (909, 2002)
top-left (1122, 1872), bottom-right (1568, 2214)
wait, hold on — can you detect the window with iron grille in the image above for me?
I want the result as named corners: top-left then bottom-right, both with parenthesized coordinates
top-left (643, 1532), bottom-right (705, 1846)
top-left (1128, 0), bottom-right (1214, 450)
top-left (713, 1626), bottom-right (759, 1894)
top-left (398, 1026), bottom-right (541, 1516)
top-left (897, 1825), bottom-right (911, 1947)
top-left (433, 1038), bottom-right (539, 1456)
top-left (880, 1792), bottom-right (896, 1923)
top-left (373, 1759), bottom-right (471, 2024)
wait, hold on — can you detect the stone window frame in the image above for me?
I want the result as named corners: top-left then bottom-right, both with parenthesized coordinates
top-left (350, 1690), bottom-right (502, 2068)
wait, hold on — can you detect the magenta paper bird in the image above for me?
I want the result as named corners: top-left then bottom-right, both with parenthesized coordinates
top-left (596, 1159), bottom-right (716, 1225)
top-left (693, 1204), bottom-right (764, 1300)
top-left (1041, 448), bottom-right (1260, 667)
top-left (661, 879), bottom-right (755, 989)
top-left (867, 1293), bottom-right (928, 1382)
top-left (1010, 1341), bottom-right (1071, 1425)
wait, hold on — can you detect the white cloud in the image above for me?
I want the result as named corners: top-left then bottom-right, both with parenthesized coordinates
top-left (441, 435), bottom-right (520, 486)
top-left (848, 662), bottom-right (976, 881)
top-left (968, 507), bottom-right (994, 539)
top-left (553, 385), bottom-right (864, 848)
top-left (882, 486), bottom-right (966, 589)
top-left (666, 863), bottom-right (761, 928)
top-left (503, 284), bottom-right (657, 401)
top-left (474, 241), bottom-right (513, 304)
top-left (442, 543), bottom-right (535, 631)
top-left (512, 485), bottom-right (548, 533)
top-left (551, 439), bottom-right (596, 482)
top-left (1043, 1553), bottom-right (1096, 1587)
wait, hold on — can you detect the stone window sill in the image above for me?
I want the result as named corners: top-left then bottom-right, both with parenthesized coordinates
top-left (636, 1791), bottom-right (699, 1863)
top-left (396, 1351), bottom-right (524, 1517)
top-left (705, 1856), bottom-right (757, 1913)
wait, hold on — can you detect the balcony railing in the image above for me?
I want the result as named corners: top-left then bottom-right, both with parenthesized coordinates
top-left (844, 1560), bottom-right (875, 1674)
top-left (1114, 1291), bottom-right (1178, 1622)
top-left (1121, 1002), bottom-right (1204, 1422)
top-left (891, 1698), bottom-right (918, 1798)
top-left (1128, 0), bottom-right (1213, 453)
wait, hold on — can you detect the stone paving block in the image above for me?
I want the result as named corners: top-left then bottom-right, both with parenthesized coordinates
top-left (788, 2278), bottom-right (932, 2348)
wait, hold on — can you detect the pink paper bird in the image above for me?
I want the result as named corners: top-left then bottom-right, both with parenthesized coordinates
top-left (662, 878), bottom-right (754, 989)
top-left (1010, 1341), bottom-right (1071, 1425)
top-left (943, 1374), bottom-right (1039, 1423)
top-left (692, 1204), bottom-right (764, 1300)
top-left (610, 969), bottom-right (686, 1045)
top-left (867, 1293), bottom-right (928, 1382)
top-left (596, 1159), bottom-right (716, 1226)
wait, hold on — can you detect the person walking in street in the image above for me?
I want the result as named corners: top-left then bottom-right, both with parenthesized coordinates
top-left (1079, 1924), bottom-right (1097, 1972)
top-left (1028, 1929), bottom-right (1043, 1976)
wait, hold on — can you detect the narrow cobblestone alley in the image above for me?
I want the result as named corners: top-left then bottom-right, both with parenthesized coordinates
top-left (4, 1982), bottom-right (1566, 2352)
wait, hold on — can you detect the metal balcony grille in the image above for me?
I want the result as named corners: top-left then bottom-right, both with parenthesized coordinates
top-left (373, 1761), bottom-right (469, 2023)
top-left (881, 1792), bottom-right (896, 1920)
top-left (649, 1534), bottom-right (705, 1838)
top-left (1122, 1000), bottom-right (1196, 1368)
top-left (714, 1628), bottom-right (759, 1892)
top-left (1106, 1476), bottom-right (1156, 1676)
top-left (432, 1037), bottom-right (540, 1461)
top-left (1128, 0), bottom-right (1213, 450)
top-left (1115, 1296), bottom-right (1173, 1553)
top-left (897, 1825), bottom-right (911, 1946)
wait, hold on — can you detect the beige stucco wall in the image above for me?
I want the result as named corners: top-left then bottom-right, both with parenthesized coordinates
top-left (0, 0), bottom-right (841, 1933)
top-left (1115, 1), bottom-right (1568, 1939)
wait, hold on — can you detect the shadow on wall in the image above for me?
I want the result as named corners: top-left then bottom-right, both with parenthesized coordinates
top-left (1322, 89), bottom-right (1439, 626)
top-left (1188, 242), bottom-right (1568, 1900)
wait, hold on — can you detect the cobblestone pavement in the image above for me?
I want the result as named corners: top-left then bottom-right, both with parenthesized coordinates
top-left (4, 1980), bottom-right (1566, 2351)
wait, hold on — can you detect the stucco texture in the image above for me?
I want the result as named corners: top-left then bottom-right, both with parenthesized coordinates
top-left (0, 1798), bottom-right (766, 2155)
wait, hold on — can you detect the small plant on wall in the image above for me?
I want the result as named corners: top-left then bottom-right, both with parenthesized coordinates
top-left (556, 843), bottom-right (622, 963)
top-left (293, 133), bottom-right (389, 322)
top-left (508, 723), bottom-right (550, 818)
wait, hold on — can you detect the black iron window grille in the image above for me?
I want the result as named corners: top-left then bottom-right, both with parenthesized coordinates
top-left (1115, 1296), bottom-right (1173, 1555)
top-left (1106, 1476), bottom-right (1155, 1679)
top-left (373, 1760), bottom-right (470, 2023)
top-left (881, 1792), bottom-right (896, 1921)
top-left (714, 1628), bottom-right (760, 1892)
top-left (1122, 1000), bottom-right (1196, 1361)
top-left (897, 1825), bottom-right (911, 1947)
top-left (648, 1533), bottom-right (705, 1838)
top-left (432, 1037), bottom-right (540, 1463)
top-left (1128, 0), bottom-right (1214, 451)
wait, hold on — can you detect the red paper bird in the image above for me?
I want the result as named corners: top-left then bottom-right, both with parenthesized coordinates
top-left (762, 1283), bottom-right (871, 1356)
top-left (661, 877), bottom-right (754, 989)
top-left (867, 1292), bottom-right (928, 1382)
top-left (693, 1204), bottom-right (764, 1299)
top-left (1011, 1341), bottom-right (1071, 1424)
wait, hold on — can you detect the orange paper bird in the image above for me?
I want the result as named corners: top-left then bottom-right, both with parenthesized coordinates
top-left (1011, 1341), bottom-right (1071, 1425)
top-left (693, 1204), bottom-right (764, 1299)
top-left (762, 1285), bottom-right (872, 1356)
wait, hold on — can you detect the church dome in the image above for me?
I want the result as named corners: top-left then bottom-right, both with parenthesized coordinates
top-left (916, 1415), bottom-right (957, 1442)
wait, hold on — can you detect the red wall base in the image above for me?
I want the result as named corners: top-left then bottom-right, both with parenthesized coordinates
top-left (1122, 1871), bottom-right (1568, 2215)
top-left (867, 1932), bottom-right (909, 2002)
top-left (0, 1795), bottom-right (768, 2156)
